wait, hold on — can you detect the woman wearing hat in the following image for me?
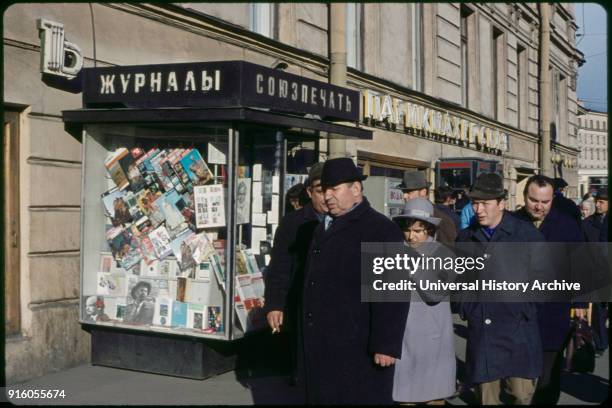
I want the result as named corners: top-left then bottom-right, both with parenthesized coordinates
top-left (391, 198), bottom-right (456, 405)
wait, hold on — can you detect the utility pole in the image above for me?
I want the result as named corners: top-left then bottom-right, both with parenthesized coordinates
top-left (328, 3), bottom-right (348, 159)
top-left (538, 3), bottom-right (553, 176)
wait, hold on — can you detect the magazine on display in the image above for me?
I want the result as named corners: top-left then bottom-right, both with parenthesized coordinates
top-left (187, 303), bottom-right (206, 330)
top-left (194, 184), bottom-right (226, 228)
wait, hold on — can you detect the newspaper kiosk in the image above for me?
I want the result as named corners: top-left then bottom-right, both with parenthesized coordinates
top-left (62, 61), bottom-right (371, 378)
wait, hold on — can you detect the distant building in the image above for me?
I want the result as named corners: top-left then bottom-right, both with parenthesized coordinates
top-left (577, 102), bottom-right (608, 197)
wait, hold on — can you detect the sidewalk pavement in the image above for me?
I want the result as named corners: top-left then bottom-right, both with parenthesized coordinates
top-left (4, 315), bottom-right (609, 405)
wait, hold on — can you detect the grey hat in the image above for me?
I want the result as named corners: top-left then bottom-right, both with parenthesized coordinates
top-left (398, 170), bottom-right (431, 191)
top-left (305, 162), bottom-right (325, 186)
top-left (392, 198), bottom-right (441, 226)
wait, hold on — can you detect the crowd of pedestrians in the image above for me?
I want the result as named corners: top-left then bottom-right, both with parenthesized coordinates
top-left (264, 159), bottom-right (609, 405)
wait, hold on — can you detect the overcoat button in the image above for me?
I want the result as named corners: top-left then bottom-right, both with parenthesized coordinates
top-left (484, 318), bottom-right (492, 325)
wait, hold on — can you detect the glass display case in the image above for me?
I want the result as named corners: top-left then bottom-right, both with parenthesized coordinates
top-left (79, 122), bottom-right (319, 341)
top-left (63, 60), bottom-right (371, 377)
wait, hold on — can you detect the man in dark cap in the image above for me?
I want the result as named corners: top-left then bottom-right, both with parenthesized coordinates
top-left (583, 188), bottom-right (608, 242)
top-left (265, 161), bottom-right (327, 387)
top-left (300, 157), bottom-right (409, 404)
top-left (435, 185), bottom-right (461, 231)
top-left (456, 173), bottom-right (546, 405)
top-left (398, 170), bottom-right (457, 243)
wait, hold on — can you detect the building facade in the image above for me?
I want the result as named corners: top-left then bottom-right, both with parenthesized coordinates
top-left (3, 3), bottom-right (584, 383)
top-left (577, 103), bottom-right (608, 197)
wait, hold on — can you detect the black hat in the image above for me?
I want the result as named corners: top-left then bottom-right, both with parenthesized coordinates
top-left (398, 170), bottom-right (431, 191)
top-left (469, 173), bottom-right (506, 200)
top-left (320, 157), bottom-right (367, 188)
top-left (305, 162), bottom-right (325, 186)
top-left (435, 185), bottom-right (454, 203)
top-left (595, 188), bottom-right (608, 201)
top-left (130, 281), bottom-right (152, 299)
top-left (553, 178), bottom-right (568, 190)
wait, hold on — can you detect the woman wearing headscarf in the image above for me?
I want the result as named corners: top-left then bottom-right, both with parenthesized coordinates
top-left (392, 198), bottom-right (456, 405)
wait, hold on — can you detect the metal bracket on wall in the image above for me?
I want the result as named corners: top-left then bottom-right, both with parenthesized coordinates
top-left (37, 18), bottom-right (84, 79)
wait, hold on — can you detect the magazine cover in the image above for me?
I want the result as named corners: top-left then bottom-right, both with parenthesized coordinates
top-left (187, 232), bottom-right (216, 264)
top-left (104, 148), bottom-right (130, 190)
top-left (205, 306), bottom-right (223, 333)
top-left (96, 272), bottom-right (126, 297)
top-left (106, 226), bottom-right (134, 261)
top-left (99, 252), bottom-right (114, 273)
top-left (159, 257), bottom-right (180, 278)
top-left (119, 151), bottom-right (146, 192)
top-left (170, 229), bottom-right (197, 272)
top-left (156, 190), bottom-right (187, 237)
top-left (82, 295), bottom-right (111, 323)
top-left (234, 295), bottom-right (248, 332)
top-left (194, 184), bottom-right (226, 228)
top-left (148, 225), bottom-right (173, 259)
top-left (153, 297), bottom-right (173, 327)
top-left (186, 280), bottom-right (210, 305)
top-left (180, 149), bottom-right (213, 186)
top-left (195, 261), bottom-right (212, 281)
top-left (140, 258), bottom-right (160, 277)
top-left (187, 303), bottom-right (206, 330)
top-left (236, 178), bottom-right (251, 224)
top-left (176, 277), bottom-right (187, 302)
top-left (102, 189), bottom-right (134, 227)
top-left (171, 301), bottom-right (188, 327)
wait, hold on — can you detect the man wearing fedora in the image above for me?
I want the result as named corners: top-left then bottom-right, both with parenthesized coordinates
top-left (265, 162), bottom-right (327, 387)
top-left (398, 170), bottom-right (457, 244)
top-left (456, 173), bottom-right (546, 405)
top-left (583, 188), bottom-right (608, 242)
top-left (300, 157), bottom-right (409, 404)
top-left (551, 178), bottom-right (581, 222)
top-left (125, 281), bottom-right (155, 325)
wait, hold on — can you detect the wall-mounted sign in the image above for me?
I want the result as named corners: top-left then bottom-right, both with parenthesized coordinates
top-left (82, 61), bottom-right (359, 122)
top-left (361, 90), bottom-right (509, 154)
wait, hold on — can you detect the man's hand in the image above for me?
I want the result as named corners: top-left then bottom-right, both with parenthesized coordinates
top-left (267, 310), bottom-right (284, 333)
top-left (374, 353), bottom-right (396, 367)
top-left (573, 308), bottom-right (588, 321)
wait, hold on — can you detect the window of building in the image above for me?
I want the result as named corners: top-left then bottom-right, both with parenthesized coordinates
top-left (250, 3), bottom-right (275, 38)
top-left (346, 3), bottom-right (362, 70)
top-left (460, 6), bottom-right (474, 108)
top-left (604, 121), bottom-right (607, 130)
top-left (590, 119), bottom-right (594, 128)
top-left (492, 26), bottom-right (504, 120)
top-left (410, 3), bottom-right (424, 92)
top-left (596, 120), bottom-right (600, 129)
top-left (517, 44), bottom-right (527, 128)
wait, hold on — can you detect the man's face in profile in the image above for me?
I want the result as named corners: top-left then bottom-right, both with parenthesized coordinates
top-left (308, 179), bottom-right (328, 215)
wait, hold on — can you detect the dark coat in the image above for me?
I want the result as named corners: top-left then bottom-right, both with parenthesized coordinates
top-left (264, 202), bottom-right (321, 318)
top-left (435, 204), bottom-right (461, 232)
top-left (456, 212), bottom-right (545, 383)
top-left (600, 214), bottom-right (608, 242)
top-left (301, 198), bottom-right (410, 405)
top-left (514, 207), bottom-right (585, 351)
top-left (583, 213), bottom-right (605, 242)
top-left (433, 206), bottom-right (458, 245)
top-left (552, 193), bottom-right (581, 222)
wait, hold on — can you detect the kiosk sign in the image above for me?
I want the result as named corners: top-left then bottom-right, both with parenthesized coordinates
top-left (83, 61), bottom-right (359, 121)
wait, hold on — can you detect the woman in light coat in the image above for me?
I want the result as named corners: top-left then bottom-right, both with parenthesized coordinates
top-left (392, 198), bottom-right (456, 405)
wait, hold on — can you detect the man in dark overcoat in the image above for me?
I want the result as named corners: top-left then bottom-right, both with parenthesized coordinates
top-left (301, 157), bottom-right (409, 405)
top-left (583, 188), bottom-right (608, 242)
top-left (457, 173), bottom-right (546, 405)
top-left (514, 175), bottom-right (587, 404)
top-left (552, 178), bottom-right (581, 221)
top-left (264, 162), bottom-right (327, 385)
